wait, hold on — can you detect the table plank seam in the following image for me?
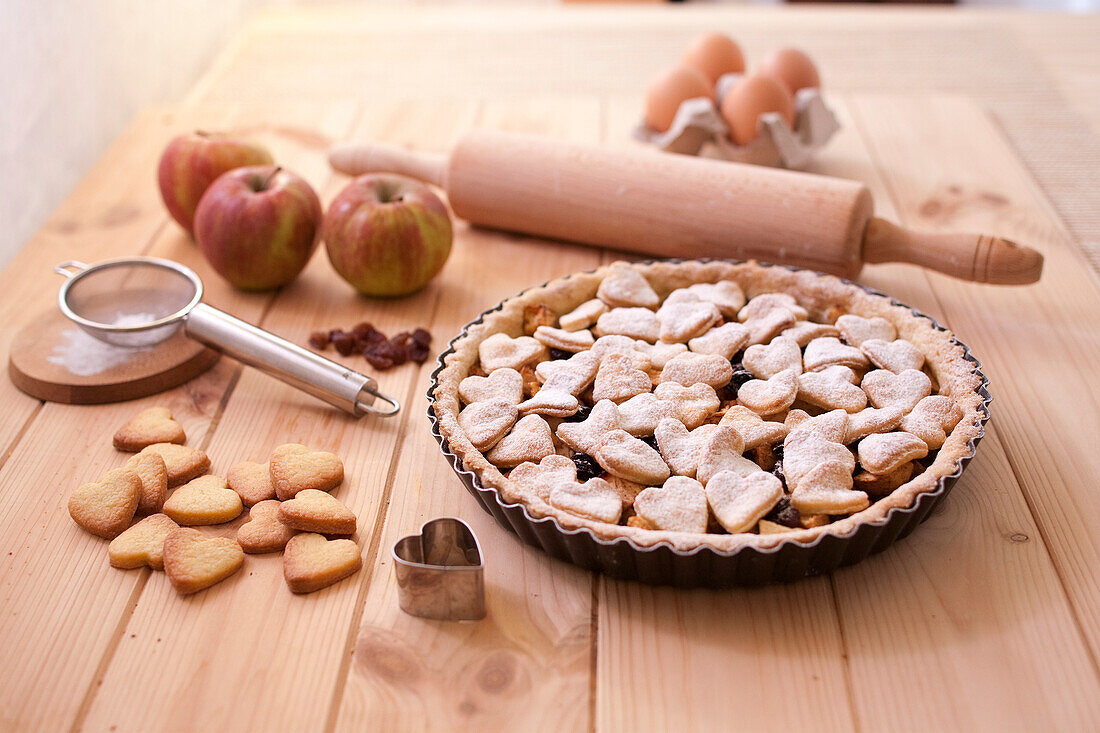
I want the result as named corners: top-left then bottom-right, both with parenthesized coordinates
top-left (0, 401), bottom-right (42, 476)
top-left (829, 573), bottom-right (864, 733)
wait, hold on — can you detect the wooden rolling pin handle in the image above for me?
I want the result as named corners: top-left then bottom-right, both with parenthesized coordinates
top-left (328, 142), bottom-right (446, 187)
top-left (862, 217), bottom-right (1043, 285)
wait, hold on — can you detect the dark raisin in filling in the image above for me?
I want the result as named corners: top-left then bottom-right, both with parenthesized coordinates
top-left (561, 404), bottom-right (592, 423)
top-left (640, 434), bottom-right (661, 453)
top-left (765, 496), bottom-right (802, 528)
top-left (548, 348), bottom-right (572, 361)
top-left (728, 364), bottom-right (755, 394)
top-left (572, 452), bottom-right (602, 481)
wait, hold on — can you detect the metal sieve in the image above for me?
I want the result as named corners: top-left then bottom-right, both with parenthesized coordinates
top-left (54, 257), bottom-right (400, 417)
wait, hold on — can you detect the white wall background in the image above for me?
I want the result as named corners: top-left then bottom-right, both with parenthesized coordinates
top-left (0, 1), bottom-right (269, 268)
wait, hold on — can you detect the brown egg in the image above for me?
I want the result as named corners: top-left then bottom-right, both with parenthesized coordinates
top-left (719, 73), bottom-right (795, 146)
top-left (644, 66), bottom-right (715, 133)
top-left (681, 32), bottom-right (746, 85)
top-left (758, 47), bottom-right (821, 95)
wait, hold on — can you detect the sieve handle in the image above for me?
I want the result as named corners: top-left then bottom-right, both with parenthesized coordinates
top-left (182, 303), bottom-right (400, 417)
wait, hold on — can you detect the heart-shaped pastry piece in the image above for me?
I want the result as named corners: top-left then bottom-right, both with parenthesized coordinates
top-left (783, 434), bottom-right (856, 491)
top-left (138, 443), bottom-right (211, 487)
top-left (781, 320), bottom-right (840, 347)
top-left (278, 489), bottom-right (357, 535)
top-left (68, 467), bottom-right (141, 539)
top-left (845, 406), bottom-right (906, 443)
top-left (108, 513), bottom-right (179, 569)
top-left (744, 308), bottom-right (797, 346)
top-left (283, 533), bottom-right (362, 594)
top-left (593, 429), bottom-right (671, 485)
top-left (226, 460), bottom-right (275, 507)
top-left (124, 451), bottom-right (169, 514)
top-left (478, 333), bottom-right (547, 372)
top-left (486, 414), bottom-right (555, 468)
top-left (857, 432), bottom-right (929, 475)
top-left (854, 461), bottom-right (916, 495)
top-left (594, 307), bottom-right (661, 343)
top-left (270, 443), bottom-right (345, 500)
top-left (743, 336), bottom-right (802, 379)
top-left (113, 407), bottom-right (186, 452)
top-left (459, 399), bottom-right (520, 450)
top-left (862, 369), bottom-right (932, 412)
top-left (660, 352), bottom-right (734, 389)
top-left (517, 388), bottom-right (580, 418)
top-left (900, 395), bottom-right (963, 450)
top-left (559, 299), bottom-right (607, 332)
top-left (835, 314), bottom-right (896, 347)
top-left (558, 399), bottom-right (620, 452)
top-left (861, 339), bottom-right (925, 373)
top-left (597, 262), bottom-right (660, 309)
top-left (803, 337), bottom-right (870, 372)
top-left (705, 470), bottom-right (783, 534)
top-left (683, 280), bottom-right (745, 318)
top-left (738, 293), bottom-right (808, 323)
top-left (615, 392), bottom-right (676, 437)
top-left (656, 291), bottom-right (721, 343)
top-left (737, 368), bottom-right (798, 415)
top-left (509, 454), bottom-right (578, 502)
top-left (533, 325), bottom-right (595, 353)
top-left (653, 382), bottom-right (721, 429)
top-left (593, 353), bottom-right (652, 403)
top-left (633, 477), bottom-right (708, 533)
top-left (798, 366), bottom-right (868, 413)
top-left (789, 460), bottom-right (869, 515)
top-left (163, 475), bottom-right (243, 526)
top-left (718, 406), bottom-right (788, 449)
top-left (654, 419), bottom-right (719, 478)
top-left (163, 527), bottom-right (245, 594)
top-left (548, 477), bottom-right (623, 524)
top-left (459, 368), bottom-right (524, 405)
top-left (237, 500), bottom-right (297, 554)
top-left (785, 409), bottom-right (849, 445)
top-left (634, 340), bottom-right (688, 368)
top-left (696, 427), bottom-right (757, 486)
top-left (536, 351), bottom-right (599, 395)
top-left (687, 322), bottom-right (750, 360)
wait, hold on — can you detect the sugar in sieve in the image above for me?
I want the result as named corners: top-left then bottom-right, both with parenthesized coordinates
top-left (54, 257), bottom-right (400, 417)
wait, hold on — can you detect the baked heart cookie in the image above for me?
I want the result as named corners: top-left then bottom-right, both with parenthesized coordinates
top-left (237, 500), bottom-right (297, 554)
top-left (227, 461), bottom-right (275, 507)
top-left (270, 443), bottom-right (344, 501)
top-left (162, 475), bottom-right (243, 526)
top-left (124, 451), bottom-right (169, 514)
top-left (108, 513), bottom-right (179, 569)
top-left (433, 259), bottom-right (985, 553)
top-left (113, 407), bottom-right (186, 452)
top-left (138, 443), bottom-right (211, 487)
top-left (283, 533), bottom-right (362, 594)
top-left (277, 489), bottom-right (356, 535)
top-left (68, 468), bottom-right (142, 539)
top-left (163, 528), bottom-right (245, 594)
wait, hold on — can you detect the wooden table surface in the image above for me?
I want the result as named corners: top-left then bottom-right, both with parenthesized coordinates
top-left (3, 6), bottom-right (1099, 731)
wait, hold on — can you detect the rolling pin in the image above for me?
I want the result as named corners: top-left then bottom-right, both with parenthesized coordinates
top-left (329, 130), bottom-right (1042, 284)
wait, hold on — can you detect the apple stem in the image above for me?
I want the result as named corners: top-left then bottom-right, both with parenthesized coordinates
top-left (260, 166), bottom-right (282, 191)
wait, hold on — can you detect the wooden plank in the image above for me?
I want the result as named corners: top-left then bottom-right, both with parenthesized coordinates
top-left (819, 95), bottom-right (1100, 729)
top-left (331, 96), bottom-right (603, 731)
top-left (591, 96), bottom-right (856, 733)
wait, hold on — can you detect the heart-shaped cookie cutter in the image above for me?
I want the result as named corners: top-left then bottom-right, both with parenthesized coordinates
top-left (392, 517), bottom-right (485, 621)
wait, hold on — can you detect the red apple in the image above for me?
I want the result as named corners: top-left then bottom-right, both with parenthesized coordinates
top-left (323, 175), bottom-right (453, 297)
top-left (157, 132), bottom-right (274, 235)
top-left (193, 165), bottom-right (323, 291)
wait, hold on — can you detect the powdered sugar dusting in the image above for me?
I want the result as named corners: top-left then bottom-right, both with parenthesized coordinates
top-left (48, 313), bottom-right (156, 376)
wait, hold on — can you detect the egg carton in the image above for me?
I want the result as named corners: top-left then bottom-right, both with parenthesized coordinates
top-left (632, 73), bottom-right (840, 169)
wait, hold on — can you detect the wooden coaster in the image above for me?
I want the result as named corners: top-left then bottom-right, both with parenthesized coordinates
top-left (8, 309), bottom-right (219, 404)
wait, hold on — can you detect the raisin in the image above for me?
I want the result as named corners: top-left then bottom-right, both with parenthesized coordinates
top-left (773, 443), bottom-right (784, 461)
top-left (351, 322), bottom-right (376, 339)
top-left (329, 328), bottom-right (347, 342)
top-left (412, 328), bottom-right (431, 346)
top-left (308, 331), bottom-right (330, 350)
top-left (729, 363), bottom-right (755, 391)
top-left (332, 333), bottom-right (356, 356)
top-left (363, 352), bottom-right (396, 370)
top-left (363, 339), bottom-right (406, 370)
top-left (572, 452), bottom-right (602, 481)
top-left (407, 340), bottom-right (431, 364)
top-left (561, 404), bottom-right (592, 424)
top-left (549, 348), bottom-right (572, 361)
top-left (772, 459), bottom-right (786, 488)
top-left (640, 434), bottom-right (660, 454)
top-left (766, 495), bottom-right (801, 528)
top-left (355, 329), bottom-right (387, 352)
